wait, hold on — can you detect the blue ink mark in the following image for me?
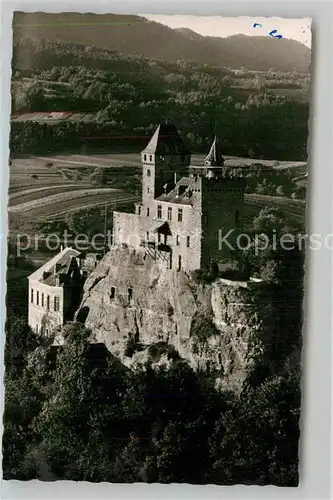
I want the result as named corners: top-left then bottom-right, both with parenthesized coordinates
top-left (253, 24), bottom-right (283, 39)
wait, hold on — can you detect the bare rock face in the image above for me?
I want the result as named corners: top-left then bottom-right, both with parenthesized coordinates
top-left (77, 246), bottom-right (267, 393)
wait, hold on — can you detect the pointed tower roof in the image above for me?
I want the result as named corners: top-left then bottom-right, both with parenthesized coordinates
top-left (141, 123), bottom-right (190, 156)
top-left (205, 136), bottom-right (224, 166)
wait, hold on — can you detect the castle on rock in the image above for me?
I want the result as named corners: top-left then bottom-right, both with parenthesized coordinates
top-left (27, 123), bottom-right (246, 335)
top-left (113, 123), bottom-right (246, 271)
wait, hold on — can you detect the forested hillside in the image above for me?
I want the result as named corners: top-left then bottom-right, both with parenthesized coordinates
top-left (11, 38), bottom-right (309, 160)
top-left (13, 11), bottom-right (311, 72)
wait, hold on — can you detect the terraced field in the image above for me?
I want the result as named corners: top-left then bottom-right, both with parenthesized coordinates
top-left (8, 154), bottom-right (306, 230)
top-left (31, 194), bottom-right (140, 220)
top-left (8, 155), bottom-right (141, 226)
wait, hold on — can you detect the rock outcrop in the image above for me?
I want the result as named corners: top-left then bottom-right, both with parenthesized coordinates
top-left (77, 245), bottom-right (269, 393)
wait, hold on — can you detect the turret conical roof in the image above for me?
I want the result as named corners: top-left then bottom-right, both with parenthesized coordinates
top-left (205, 136), bottom-right (224, 166)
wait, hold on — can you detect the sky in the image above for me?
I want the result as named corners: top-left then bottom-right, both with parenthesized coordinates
top-left (142, 15), bottom-right (312, 48)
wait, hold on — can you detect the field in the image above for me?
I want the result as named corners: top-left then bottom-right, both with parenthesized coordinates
top-left (7, 153), bottom-right (306, 234)
top-left (8, 155), bottom-right (142, 227)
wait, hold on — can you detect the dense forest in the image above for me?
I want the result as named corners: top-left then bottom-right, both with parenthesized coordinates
top-left (3, 319), bottom-right (301, 485)
top-left (4, 209), bottom-right (304, 484)
top-left (10, 38), bottom-right (309, 160)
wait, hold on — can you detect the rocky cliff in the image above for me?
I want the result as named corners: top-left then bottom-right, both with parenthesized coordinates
top-left (77, 245), bottom-right (270, 393)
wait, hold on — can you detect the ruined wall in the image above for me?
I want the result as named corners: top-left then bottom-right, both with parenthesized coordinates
top-left (76, 246), bottom-right (271, 393)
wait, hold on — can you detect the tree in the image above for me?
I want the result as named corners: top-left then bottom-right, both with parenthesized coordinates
top-left (208, 370), bottom-right (300, 486)
top-left (5, 317), bottom-right (38, 378)
top-left (253, 207), bottom-right (286, 235)
top-left (65, 208), bottom-right (102, 237)
top-left (32, 324), bottom-right (128, 481)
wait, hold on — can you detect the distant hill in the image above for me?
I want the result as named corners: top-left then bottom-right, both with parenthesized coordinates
top-left (176, 28), bottom-right (311, 73)
top-left (13, 12), bottom-right (311, 73)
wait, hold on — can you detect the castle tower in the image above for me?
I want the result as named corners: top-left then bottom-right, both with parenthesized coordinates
top-left (140, 123), bottom-right (191, 206)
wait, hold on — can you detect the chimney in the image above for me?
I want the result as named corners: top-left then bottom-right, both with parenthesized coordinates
top-left (60, 244), bottom-right (63, 252)
top-left (174, 172), bottom-right (177, 185)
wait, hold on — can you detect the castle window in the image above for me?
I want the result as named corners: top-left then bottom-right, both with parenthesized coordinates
top-left (158, 232), bottom-right (161, 243)
top-left (149, 155), bottom-right (153, 162)
top-left (41, 293), bottom-right (44, 308)
top-left (144, 154), bottom-right (147, 161)
top-left (167, 207), bottom-right (172, 221)
top-left (54, 296), bottom-right (60, 312)
top-left (147, 207), bottom-right (150, 217)
top-left (36, 290), bottom-right (39, 306)
top-left (176, 235), bottom-right (180, 246)
top-left (178, 208), bottom-right (183, 222)
top-left (128, 288), bottom-right (133, 302)
top-left (147, 169), bottom-right (151, 177)
top-left (30, 288), bottom-right (34, 304)
top-left (47, 295), bottom-right (50, 310)
top-left (186, 236), bottom-right (190, 248)
top-left (147, 187), bottom-right (150, 194)
top-left (178, 255), bottom-right (182, 271)
top-left (146, 231), bottom-right (149, 241)
top-left (110, 287), bottom-right (115, 299)
top-left (138, 205), bottom-right (141, 215)
top-left (157, 205), bottom-right (162, 219)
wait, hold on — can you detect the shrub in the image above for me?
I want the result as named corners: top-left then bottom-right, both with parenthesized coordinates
top-left (190, 314), bottom-right (220, 344)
